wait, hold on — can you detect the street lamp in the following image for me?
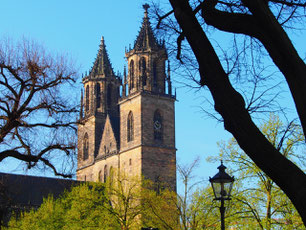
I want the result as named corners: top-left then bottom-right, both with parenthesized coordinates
top-left (209, 161), bottom-right (235, 230)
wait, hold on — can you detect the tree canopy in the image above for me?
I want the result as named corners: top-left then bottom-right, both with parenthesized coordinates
top-left (209, 114), bottom-right (305, 229)
top-left (6, 183), bottom-right (119, 230)
top-left (0, 38), bottom-right (78, 177)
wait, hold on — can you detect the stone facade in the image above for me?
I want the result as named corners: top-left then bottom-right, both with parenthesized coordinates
top-left (76, 6), bottom-right (176, 191)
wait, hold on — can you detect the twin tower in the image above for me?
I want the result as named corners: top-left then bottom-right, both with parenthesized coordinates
top-left (77, 5), bottom-right (176, 191)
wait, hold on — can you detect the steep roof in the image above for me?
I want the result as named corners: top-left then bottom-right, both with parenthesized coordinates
top-left (97, 114), bottom-right (120, 158)
top-left (133, 4), bottom-right (163, 51)
top-left (89, 36), bottom-right (114, 77)
top-left (0, 173), bottom-right (79, 208)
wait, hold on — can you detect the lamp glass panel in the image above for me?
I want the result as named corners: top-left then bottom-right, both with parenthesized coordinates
top-left (211, 182), bottom-right (221, 199)
top-left (211, 181), bottom-right (233, 199)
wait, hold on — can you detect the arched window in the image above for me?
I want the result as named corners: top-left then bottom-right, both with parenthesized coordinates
top-left (153, 110), bottom-right (163, 141)
top-left (98, 170), bottom-right (103, 182)
top-left (85, 85), bottom-right (89, 112)
top-left (130, 60), bottom-right (134, 89)
top-left (96, 83), bottom-right (101, 108)
top-left (140, 57), bottom-right (147, 86)
top-left (127, 111), bottom-right (134, 142)
top-left (153, 60), bottom-right (157, 87)
top-left (107, 84), bottom-right (112, 108)
top-left (104, 165), bottom-right (108, 183)
top-left (83, 133), bottom-right (89, 160)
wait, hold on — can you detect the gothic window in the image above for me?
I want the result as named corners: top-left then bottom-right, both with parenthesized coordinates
top-left (153, 110), bottom-right (163, 141)
top-left (96, 83), bottom-right (101, 108)
top-left (104, 165), bottom-right (108, 182)
top-left (129, 159), bottom-right (132, 166)
top-left (153, 59), bottom-right (157, 87)
top-left (130, 60), bottom-right (134, 89)
top-left (83, 133), bottom-right (89, 160)
top-left (107, 84), bottom-right (112, 108)
top-left (98, 170), bottom-right (103, 182)
top-left (85, 85), bottom-right (89, 112)
top-left (140, 57), bottom-right (147, 86)
top-left (127, 111), bottom-right (134, 142)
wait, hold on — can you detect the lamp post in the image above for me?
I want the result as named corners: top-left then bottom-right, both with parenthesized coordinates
top-left (209, 161), bottom-right (234, 230)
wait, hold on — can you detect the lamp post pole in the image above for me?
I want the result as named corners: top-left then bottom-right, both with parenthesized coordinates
top-left (220, 198), bottom-right (225, 230)
top-left (209, 161), bottom-right (234, 230)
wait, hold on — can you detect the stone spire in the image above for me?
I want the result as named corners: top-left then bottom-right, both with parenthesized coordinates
top-left (133, 4), bottom-right (162, 51)
top-left (89, 36), bottom-right (114, 78)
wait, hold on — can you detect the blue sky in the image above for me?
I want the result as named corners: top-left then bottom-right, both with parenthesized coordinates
top-left (1, 1), bottom-right (304, 192)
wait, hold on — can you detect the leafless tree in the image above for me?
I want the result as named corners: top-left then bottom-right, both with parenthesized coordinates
top-left (151, 0), bottom-right (306, 225)
top-left (0, 38), bottom-right (78, 178)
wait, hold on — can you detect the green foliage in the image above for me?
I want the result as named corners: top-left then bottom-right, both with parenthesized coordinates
top-left (104, 173), bottom-right (143, 230)
top-left (142, 187), bottom-right (180, 230)
top-left (208, 114), bottom-right (305, 229)
top-left (6, 183), bottom-right (119, 230)
top-left (188, 186), bottom-right (219, 229)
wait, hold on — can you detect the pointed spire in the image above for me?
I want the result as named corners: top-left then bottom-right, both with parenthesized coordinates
top-left (133, 4), bottom-right (162, 51)
top-left (89, 36), bottom-right (114, 78)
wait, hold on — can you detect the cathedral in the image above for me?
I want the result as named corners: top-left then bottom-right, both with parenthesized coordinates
top-left (76, 5), bottom-right (176, 191)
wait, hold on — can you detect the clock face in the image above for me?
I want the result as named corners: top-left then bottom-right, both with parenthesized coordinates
top-left (154, 120), bottom-right (162, 130)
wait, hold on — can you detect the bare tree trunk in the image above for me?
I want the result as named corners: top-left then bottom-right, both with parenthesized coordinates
top-left (168, 0), bottom-right (306, 225)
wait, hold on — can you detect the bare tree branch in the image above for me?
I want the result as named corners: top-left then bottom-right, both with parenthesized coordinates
top-left (0, 38), bottom-right (78, 177)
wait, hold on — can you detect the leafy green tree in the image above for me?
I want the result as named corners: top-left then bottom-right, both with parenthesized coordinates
top-left (142, 186), bottom-right (180, 230)
top-left (188, 186), bottom-right (219, 229)
top-left (142, 158), bottom-right (220, 230)
top-left (104, 172), bottom-right (143, 230)
top-left (6, 183), bottom-right (119, 230)
top-left (209, 114), bottom-right (305, 229)
top-left (142, 159), bottom-right (203, 230)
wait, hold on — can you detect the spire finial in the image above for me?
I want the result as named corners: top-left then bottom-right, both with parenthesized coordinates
top-left (100, 36), bottom-right (104, 47)
top-left (143, 4), bottom-right (150, 17)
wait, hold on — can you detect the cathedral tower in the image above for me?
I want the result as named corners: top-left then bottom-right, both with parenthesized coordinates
top-left (77, 37), bottom-right (120, 177)
top-left (77, 5), bottom-right (176, 190)
top-left (120, 4), bottom-right (176, 190)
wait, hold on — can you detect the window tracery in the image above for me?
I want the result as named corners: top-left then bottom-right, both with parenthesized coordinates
top-left (127, 111), bottom-right (134, 142)
top-left (83, 133), bottom-right (89, 160)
